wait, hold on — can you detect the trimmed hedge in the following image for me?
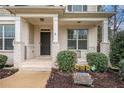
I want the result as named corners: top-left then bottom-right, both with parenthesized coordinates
top-left (110, 31), bottom-right (124, 67)
top-left (57, 50), bottom-right (77, 73)
top-left (87, 52), bottom-right (108, 72)
top-left (119, 59), bottom-right (124, 81)
top-left (0, 54), bottom-right (8, 69)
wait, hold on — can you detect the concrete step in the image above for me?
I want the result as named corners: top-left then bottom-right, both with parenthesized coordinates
top-left (20, 67), bottom-right (52, 71)
top-left (20, 62), bottom-right (52, 71)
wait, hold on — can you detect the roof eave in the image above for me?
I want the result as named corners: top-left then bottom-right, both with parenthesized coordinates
top-left (62, 12), bottom-right (115, 18)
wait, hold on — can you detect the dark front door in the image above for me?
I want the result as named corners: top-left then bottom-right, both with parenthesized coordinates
top-left (40, 32), bottom-right (50, 55)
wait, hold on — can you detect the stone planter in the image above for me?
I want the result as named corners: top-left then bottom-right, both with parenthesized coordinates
top-left (73, 72), bottom-right (93, 86)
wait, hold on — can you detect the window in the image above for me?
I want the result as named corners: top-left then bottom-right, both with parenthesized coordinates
top-left (68, 30), bottom-right (77, 49)
top-left (0, 24), bottom-right (15, 50)
top-left (73, 5), bottom-right (82, 12)
top-left (68, 29), bottom-right (88, 50)
top-left (68, 5), bottom-right (72, 12)
top-left (83, 5), bottom-right (87, 11)
top-left (67, 5), bottom-right (87, 12)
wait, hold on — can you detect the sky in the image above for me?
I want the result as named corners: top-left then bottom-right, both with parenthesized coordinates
top-left (104, 5), bottom-right (124, 31)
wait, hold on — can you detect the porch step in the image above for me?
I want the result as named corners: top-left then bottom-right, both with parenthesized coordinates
top-left (20, 67), bottom-right (51, 71)
top-left (20, 57), bottom-right (53, 71)
top-left (20, 63), bottom-right (52, 71)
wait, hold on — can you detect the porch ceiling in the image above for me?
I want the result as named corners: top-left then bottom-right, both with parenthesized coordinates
top-left (59, 20), bottom-right (101, 26)
top-left (25, 17), bottom-right (101, 26)
top-left (25, 17), bottom-right (53, 25)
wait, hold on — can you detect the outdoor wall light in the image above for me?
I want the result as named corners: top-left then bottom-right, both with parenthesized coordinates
top-left (40, 18), bottom-right (44, 22)
top-left (77, 21), bottom-right (81, 23)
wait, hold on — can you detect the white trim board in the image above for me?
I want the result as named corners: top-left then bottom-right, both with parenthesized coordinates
top-left (60, 18), bottom-right (107, 21)
top-left (0, 17), bottom-right (15, 21)
top-left (16, 14), bottom-right (58, 18)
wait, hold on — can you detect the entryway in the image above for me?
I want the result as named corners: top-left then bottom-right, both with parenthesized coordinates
top-left (40, 32), bottom-right (51, 55)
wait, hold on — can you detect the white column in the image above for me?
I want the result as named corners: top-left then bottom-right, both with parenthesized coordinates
top-left (100, 19), bottom-right (111, 66)
top-left (100, 19), bottom-right (110, 58)
top-left (15, 17), bottom-right (22, 42)
top-left (53, 15), bottom-right (58, 43)
top-left (102, 19), bottom-right (109, 43)
top-left (14, 16), bottom-right (25, 68)
top-left (52, 15), bottom-right (59, 64)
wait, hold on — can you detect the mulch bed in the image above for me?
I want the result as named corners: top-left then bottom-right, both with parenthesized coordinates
top-left (46, 68), bottom-right (124, 88)
top-left (91, 70), bottom-right (124, 88)
top-left (0, 69), bottom-right (18, 79)
top-left (46, 68), bottom-right (88, 88)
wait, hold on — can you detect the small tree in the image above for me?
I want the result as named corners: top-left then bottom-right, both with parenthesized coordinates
top-left (110, 31), bottom-right (124, 67)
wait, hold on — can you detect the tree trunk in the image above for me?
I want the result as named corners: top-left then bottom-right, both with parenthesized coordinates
top-left (113, 5), bottom-right (117, 37)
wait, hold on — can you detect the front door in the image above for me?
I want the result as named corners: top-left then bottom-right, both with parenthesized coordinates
top-left (40, 32), bottom-right (50, 55)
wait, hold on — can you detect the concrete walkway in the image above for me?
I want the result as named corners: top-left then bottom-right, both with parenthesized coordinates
top-left (0, 71), bottom-right (50, 88)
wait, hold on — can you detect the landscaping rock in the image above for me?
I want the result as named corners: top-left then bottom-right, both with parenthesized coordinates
top-left (73, 72), bottom-right (93, 86)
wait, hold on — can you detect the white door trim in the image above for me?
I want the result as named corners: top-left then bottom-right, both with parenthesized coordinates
top-left (39, 31), bottom-right (52, 56)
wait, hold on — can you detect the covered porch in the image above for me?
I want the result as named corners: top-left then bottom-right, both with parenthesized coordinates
top-left (7, 7), bottom-right (114, 68)
top-left (13, 15), bottom-right (110, 68)
top-left (14, 14), bottom-right (59, 67)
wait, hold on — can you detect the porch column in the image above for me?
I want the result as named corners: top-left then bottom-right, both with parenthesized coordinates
top-left (14, 17), bottom-right (25, 68)
top-left (100, 19), bottom-right (110, 57)
top-left (53, 16), bottom-right (59, 42)
top-left (52, 15), bottom-right (59, 62)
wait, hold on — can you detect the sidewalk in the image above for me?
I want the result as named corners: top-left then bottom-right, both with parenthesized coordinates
top-left (0, 71), bottom-right (50, 88)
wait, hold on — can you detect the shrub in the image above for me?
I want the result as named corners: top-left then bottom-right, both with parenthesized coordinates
top-left (110, 31), bottom-right (124, 67)
top-left (87, 52), bottom-right (108, 72)
top-left (57, 50), bottom-right (77, 73)
top-left (119, 59), bottom-right (124, 81)
top-left (0, 54), bottom-right (8, 69)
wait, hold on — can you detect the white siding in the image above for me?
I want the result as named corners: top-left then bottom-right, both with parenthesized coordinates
top-left (0, 51), bottom-right (13, 64)
top-left (88, 5), bottom-right (97, 12)
top-left (88, 26), bottom-right (98, 52)
top-left (0, 9), bottom-right (12, 16)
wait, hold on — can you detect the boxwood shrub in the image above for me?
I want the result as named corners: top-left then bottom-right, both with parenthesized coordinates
top-left (0, 54), bottom-right (8, 69)
top-left (57, 50), bottom-right (77, 73)
top-left (87, 52), bottom-right (108, 72)
top-left (119, 59), bottom-right (124, 81)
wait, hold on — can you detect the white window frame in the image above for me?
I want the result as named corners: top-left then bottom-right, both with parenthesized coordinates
top-left (72, 5), bottom-right (83, 12)
top-left (68, 29), bottom-right (88, 50)
top-left (0, 24), bottom-right (15, 51)
top-left (67, 5), bottom-right (87, 12)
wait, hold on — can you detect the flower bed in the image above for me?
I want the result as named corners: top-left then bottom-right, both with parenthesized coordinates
top-left (0, 69), bottom-right (18, 79)
top-left (46, 68), bottom-right (124, 88)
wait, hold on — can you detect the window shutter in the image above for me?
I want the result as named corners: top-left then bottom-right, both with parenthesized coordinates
top-left (83, 5), bottom-right (87, 11)
top-left (68, 5), bottom-right (72, 12)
